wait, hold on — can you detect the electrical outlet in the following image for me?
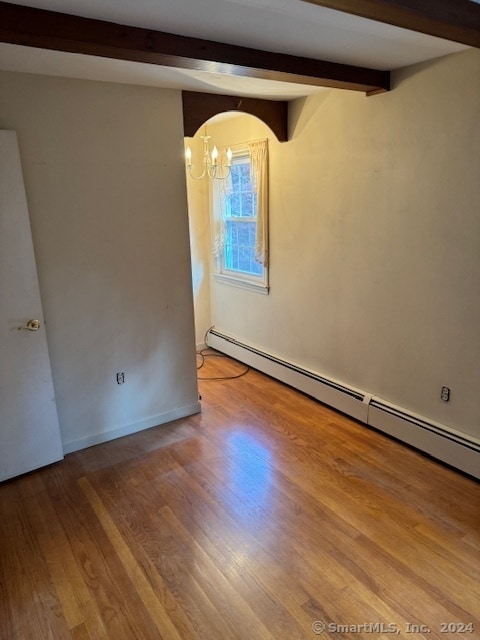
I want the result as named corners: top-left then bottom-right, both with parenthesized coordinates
top-left (116, 372), bottom-right (125, 384)
top-left (440, 386), bottom-right (450, 402)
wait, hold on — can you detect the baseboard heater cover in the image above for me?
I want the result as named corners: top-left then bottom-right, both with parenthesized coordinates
top-left (368, 400), bottom-right (480, 479)
top-left (208, 329), bottom-right (480, 479)
top-left (208, 329), bottom-right (369, 422)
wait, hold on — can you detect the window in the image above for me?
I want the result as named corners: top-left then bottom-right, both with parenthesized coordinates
top-left (224, 157), bottom-right (262, 277)
top-left (212, 140), bottom-right (268, 293)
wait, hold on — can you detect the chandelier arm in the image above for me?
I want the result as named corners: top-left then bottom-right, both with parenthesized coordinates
top-left (210, 165), bottom-right (231, 180)
top-left (187, 165), bottom-right (208, 180)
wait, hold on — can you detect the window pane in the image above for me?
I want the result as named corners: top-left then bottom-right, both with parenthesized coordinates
top-left (221, 154), bottom-right (264, 281)
top-left (241, 192), bottom-right (254, 217)
top-left (230, 165), bottom-right (241, 188)
top-left (224, 220), bottom-right (263, 276)
top-left (229, 192), bottom-right (242, 217)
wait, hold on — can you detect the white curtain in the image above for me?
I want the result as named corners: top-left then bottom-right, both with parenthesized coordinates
top-left (210, 173), bottom-right (230, 261)
top-left (248, 139), bottom-right (269, 267)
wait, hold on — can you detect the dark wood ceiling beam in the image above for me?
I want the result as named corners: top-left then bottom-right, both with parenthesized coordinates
top-left (299, 0), bottom-right (480, 48)
top-left (0, 1), bottom-right (389, 94)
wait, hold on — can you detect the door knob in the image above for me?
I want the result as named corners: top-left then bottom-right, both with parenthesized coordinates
top-left (18, 319), bottom-right (41, 331)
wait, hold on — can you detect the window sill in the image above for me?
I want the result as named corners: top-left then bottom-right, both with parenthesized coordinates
top-left (213, 273), bottom-right (269, 295)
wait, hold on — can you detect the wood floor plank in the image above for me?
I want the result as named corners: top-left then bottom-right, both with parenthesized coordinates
top-left (160, 504), bottom-right (276, 640)
top-left (197, 367), bottom-right (480, 609)
top-left (179, 457), bottom-right (421, 633)
top-left (89, 455), bottom-right (309, 638)
top-left (0, 479), bottom-right (72, 640)
top-left (79, 476), bottom-right (188, 640)
top-left (1, 352), bottom-right (479, 639)
top-left (43, 469), bottom-right (167, 640)
top-left (27, 484), bottom-right (110, 637)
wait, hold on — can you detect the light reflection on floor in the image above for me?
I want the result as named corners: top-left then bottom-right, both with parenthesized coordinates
top-left (224, 431), bottom-right (273, 527)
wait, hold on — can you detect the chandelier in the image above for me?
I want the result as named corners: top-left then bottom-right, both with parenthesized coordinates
top-left (185, 131), bottom-right (232, 180)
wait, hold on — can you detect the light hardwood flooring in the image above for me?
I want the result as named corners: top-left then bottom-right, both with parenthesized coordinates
top-left (1, 351), bottom-right (479, 639)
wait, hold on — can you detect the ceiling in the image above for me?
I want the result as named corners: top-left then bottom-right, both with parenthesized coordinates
top-left (0, 0), bottom-right (476, 99)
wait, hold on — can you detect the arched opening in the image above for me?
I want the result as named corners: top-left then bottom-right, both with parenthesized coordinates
top-left (182, 91), bottom-right (289, 142)
top-left (184, 111), bottom-right (275, 349)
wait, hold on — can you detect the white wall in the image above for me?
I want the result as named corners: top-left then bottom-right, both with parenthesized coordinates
top-left (188, 49), bottom-right (480, 440)
top-left (0, 71), bottom-right (200, 452)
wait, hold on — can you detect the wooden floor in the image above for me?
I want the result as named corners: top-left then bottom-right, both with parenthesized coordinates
top-left (1, 352), bottom-right (479, 640)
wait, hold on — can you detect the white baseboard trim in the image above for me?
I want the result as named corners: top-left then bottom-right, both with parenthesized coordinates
top-left (208, 329), bottom-right (480, 479)
top-left (62, 401), bottom-right (201, 454)
top-left (196, 342), bottom-right (207, 351)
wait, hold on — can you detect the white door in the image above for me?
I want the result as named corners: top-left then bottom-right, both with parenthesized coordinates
top-left (0, 130), bottom-right (63, 482)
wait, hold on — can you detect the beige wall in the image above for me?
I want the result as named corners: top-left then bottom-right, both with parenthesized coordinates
top-left (188, 49), bottom-right (480, 439)
top-left (185, 134), bottom-right (211, 348)
top-left (0, 71), bottom-right (199, 451)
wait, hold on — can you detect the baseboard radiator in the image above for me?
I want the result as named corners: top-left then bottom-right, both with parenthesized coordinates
top-left (207, 329), bottom-right (480, 479)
